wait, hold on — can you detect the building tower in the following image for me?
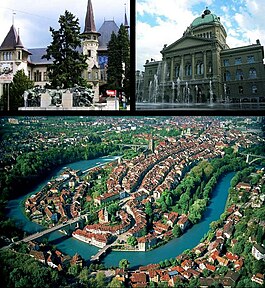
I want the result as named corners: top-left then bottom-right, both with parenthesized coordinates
top-left (124, 4), bottom-right (130, 31)
top-left (148, 134), bottom-right (155, 153)
top-left (81, 0), bottom-right (101, 101)
top-left (0, 25), bottom-right (30, 106)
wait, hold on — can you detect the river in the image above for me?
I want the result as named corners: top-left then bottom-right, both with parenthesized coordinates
top-left (6, 157), bottom-right (235, 269)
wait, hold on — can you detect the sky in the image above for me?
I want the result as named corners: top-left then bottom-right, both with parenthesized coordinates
top-left (136, 0), bottom-right (265, 71)
top-left (0, 0), bottom-right (130, 48)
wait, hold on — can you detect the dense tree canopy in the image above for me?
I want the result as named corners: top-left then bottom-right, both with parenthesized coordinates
top-left (107, 25), bottom-right (130, 100)
top-left (2, 70), bottom-right (34, 111)
top-left (43, 10), bottom-right (88, 88)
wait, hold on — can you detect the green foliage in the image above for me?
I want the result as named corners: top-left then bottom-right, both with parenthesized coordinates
top-left (7, 70), bottom-right (34, 110)
top-left (43, 10), bottom-right (88, 88)
top-left (172, 224), bottom-right (182, 237)
top-left (127, 235), bottom-right (138, 247)
top-left (108, 277), bottom-right (123, 287)
top-left (119, 258), bottom-right (130, 270)
top-left (0, 250), bottom-right (63, 288)
top-left (107, 203), bottom-right (119, 216)
top-left (188, 198), bottom-right (207, 224)
top-left (107, 25), bottom-right (130, 99)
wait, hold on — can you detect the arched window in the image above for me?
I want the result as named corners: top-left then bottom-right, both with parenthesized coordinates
top-left (197, 62), bottom-right (204, 75)
top-left (185, 64), bottom-right (192, 76)
top-left (236, 69), bottom-right (244, 80)
top-left (249, 68), bottom-right (257, 79)
top-left (208, 62), bottom-right (212, 73)
top-left (224, 70), bottom-right (231, 81)
top-left (252, 85), bottom-right (258, 94)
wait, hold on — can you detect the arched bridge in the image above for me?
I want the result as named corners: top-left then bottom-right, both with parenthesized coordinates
top-left (240, 153), bottom-right (265, 164)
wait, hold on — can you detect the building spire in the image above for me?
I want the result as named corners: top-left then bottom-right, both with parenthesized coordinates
top-left (84, 0), bottom-right (97, 33)
top-left (124, 3), bottom-right (129, 29)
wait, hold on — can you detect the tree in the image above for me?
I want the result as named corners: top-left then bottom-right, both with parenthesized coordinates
top-left (95, 271), bottom-right (107, 288)
top-left (119, 259), bottom-right (130, 270)
top-left (107, 25), bottom-right (130, 99)
top-left (107, 32), bottom-right (122, 89)
top-left (127, 236), bottom-right (138, 247)
top-left (108, 277), bottom-right (123, 288)
top-left (172, 225), bottom-right (182, 237)
top-left (42, 10), bottom-right (88, 88)
top-left (117, 24), bottom-right (130, 101)
top-left (8, 70), bottom-right (34, 110)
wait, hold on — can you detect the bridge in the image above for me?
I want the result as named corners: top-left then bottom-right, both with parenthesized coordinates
top-left (90, 243), bottom-right (113, 262)
top-left (16, 216), bottom-right (85, 244)
top-left (240, 153), bottom-right (265, 164)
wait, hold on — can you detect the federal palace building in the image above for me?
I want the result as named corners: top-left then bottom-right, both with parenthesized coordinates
top-left (140, 8), bottom-right (265, 103)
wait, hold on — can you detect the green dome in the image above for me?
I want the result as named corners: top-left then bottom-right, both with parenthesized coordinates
top-left (191, 9), bottom-right (220, 27)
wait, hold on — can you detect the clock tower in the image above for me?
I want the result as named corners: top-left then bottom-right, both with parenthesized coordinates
top-left (81, 0), bottom-right (101, 101)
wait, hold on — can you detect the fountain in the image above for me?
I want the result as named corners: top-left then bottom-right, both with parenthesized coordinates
top-left (161, 61), bottom-right (167, 103)
top-left (171, 81), bottom-right (175, 103)
top-left (209, 80), bottom-right (213, 105)
top-left (148, 80), bottom-right (153, 103)
top-left (195, 85), bottom-right (198, 104)
top-left (185, 82), bottom-right (189, 103)
top-left (177, 77), bottom-right (180, 103)
top-left (153, 75), bottom-right (159, 103)
top-left (224, 83), bottom-right (229, 103)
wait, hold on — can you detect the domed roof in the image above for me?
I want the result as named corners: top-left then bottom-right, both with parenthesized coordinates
top-left (191, 8), bottom-right (220, 28)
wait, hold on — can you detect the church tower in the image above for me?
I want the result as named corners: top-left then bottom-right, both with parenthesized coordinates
top-left (81, 0), bottom-right (100, 101)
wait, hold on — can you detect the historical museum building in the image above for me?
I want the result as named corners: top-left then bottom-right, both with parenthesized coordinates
top-left (140, 8), bottom-right (265, 103)
top-left (0, 0), bottom-right (129, 101)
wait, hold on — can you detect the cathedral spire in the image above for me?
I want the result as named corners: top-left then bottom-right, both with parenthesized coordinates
top-left (84, 0), bottom-right (97, 34)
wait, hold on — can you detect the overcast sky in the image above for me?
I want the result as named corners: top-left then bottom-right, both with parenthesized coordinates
top-left (136, 0), bottom-right (265, 71)
top-left (0, 0), bottom-right (130, 48)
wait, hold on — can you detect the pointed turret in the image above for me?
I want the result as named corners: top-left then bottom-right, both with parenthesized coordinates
top-left (124, 5), bottom-right (129, 30)
top-left (83, 0), bottom-right (100, 36)
top-left (0, 25), bottom-right (19, 50)
top-left (0, 25), bottom-right (29, 53)
top-left (16, 34), bottom-right (24, 48)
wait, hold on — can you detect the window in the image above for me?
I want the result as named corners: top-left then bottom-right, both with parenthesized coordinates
top-left (236, 69), bottom-right (244, 80)
top-left (149, 70), bottom-right (153, 75)
top-left (87, 50), bottom-right (91, 57)
top-left (252, 85), bottom-right (257, 94)
top-left (249, 68), bottom-right (257, 79)
top-left (185, 64), bottom-right (192, 76)
top-left (224, 70), bottom-right (231, 81)
top-left (18, 51), bottom-right (21, 60)
top-left (224, 59), bottom-right (229, 67)
top-left (235, 57), bottom-right (242, 65)
top-left (93, 36), bottom-right (97, 40)
top-left (88, 72), bottom-right (92, 80)
top-left (175, 66), bottom-right (180, 77)
top-left (208, 62), bottom-right (212, 73)
top-left (43, 72), bottom-right (48, 81)
top-left (196, 62), bottom-right (204, 75)
top-left (34, 70), bottom-right (42, 82)
top-left (247, 56), bottom-right (255, 63)
top-left (239, 86), bottom-right (243, 94)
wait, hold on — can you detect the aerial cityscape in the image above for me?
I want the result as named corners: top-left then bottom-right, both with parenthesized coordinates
top-left (0, 116), bottom-right (264, 287)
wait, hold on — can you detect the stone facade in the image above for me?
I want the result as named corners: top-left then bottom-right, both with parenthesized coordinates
top-left (140, 8), bottom-right (265, 103)
top-left (0, 0), bottom-right (129, 103)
